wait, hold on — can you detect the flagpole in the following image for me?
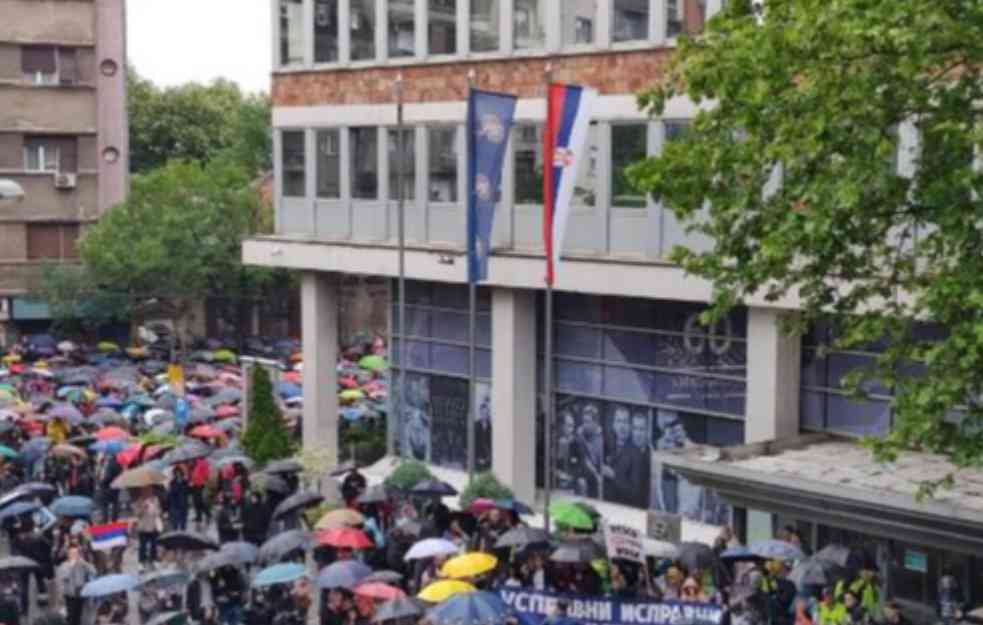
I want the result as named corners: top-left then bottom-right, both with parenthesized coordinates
top-left (467, 68), bottom-right (477, 482)
top-left (542, 62), bottom-right (554, 534)
top-left (395, 72), bottom-right (407, 461)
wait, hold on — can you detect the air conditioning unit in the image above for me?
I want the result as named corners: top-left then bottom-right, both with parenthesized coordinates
top-left (53, 173), bottom-right (76, 189)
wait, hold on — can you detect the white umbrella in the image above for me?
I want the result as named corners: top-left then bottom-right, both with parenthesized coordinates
top-left (404, 538), bottom-right (460, 561)
top-left (57, 341), bottom-right (77, 353)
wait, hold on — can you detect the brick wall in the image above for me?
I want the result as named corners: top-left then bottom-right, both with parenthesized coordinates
top-left (273, 48), bottom-right (671, 107)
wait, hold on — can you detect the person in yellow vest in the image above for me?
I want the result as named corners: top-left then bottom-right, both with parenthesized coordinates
top-left (835, 566), bottom-right (881, 621)
top-left (818, 587), bottom-right (849, 625)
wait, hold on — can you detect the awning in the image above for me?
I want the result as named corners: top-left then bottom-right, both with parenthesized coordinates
top-left (659, 434), bottom-right (983, 556)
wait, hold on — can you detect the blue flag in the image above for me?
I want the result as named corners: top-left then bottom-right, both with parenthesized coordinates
top-left (467, 88), bottom-right (517, 283)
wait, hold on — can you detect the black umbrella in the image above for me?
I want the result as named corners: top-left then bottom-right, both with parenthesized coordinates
top-left (158, 531), bottom-right (219, 552)
top-left (139, 568), bottom-right (191, 589)
top-left (356, 484), bottom-right (389, 505)
top-left (264, 459), bottom-right (303, 475)
top-left (273, 491), bottom-right (324, 521)
top-left (0, 556), bottom-right (39, 571)
top-left (410, 479), bottom-right (457, 497)
top-left (495, 526), bottom-right (550, 550)
top-left (550, 540), bottom-right (603, 564)
top-left (677, 542), bottom-right (717, 572)
top-left (789, 557), bottom-right (846, 589)
top-left (258, 530), bottom-right (312, 565)
top-left (195, 542), bottom-right (259, 574)
top-left (252, 472), bottom-right (290, 494)
top-left (373, 598), bottom-right (424, 623)
top-left (362, 570), bottom-right (404, 585)
top-left (0, 482), bottom-right (57, 508)
top-left (162, 442), bottom-right (212, 465)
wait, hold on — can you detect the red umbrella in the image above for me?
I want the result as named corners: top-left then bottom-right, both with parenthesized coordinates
top-left (317, 527), bottom-right (374, 550)
top-left (354, 582), bottom-right (405, 601)
top-left (190, 425), bottom-right (225, 440)
top-left (215, 405), bottom-right (240, 418)
top-left (467, 498), bottom-right (497, 515)
top-left (116, 443), bottom-right (142, 467)
top-left (95, 426), bottom-right (129, 441)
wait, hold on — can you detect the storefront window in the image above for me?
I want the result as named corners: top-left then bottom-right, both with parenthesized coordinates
top-left (314, 0), bottom-right (339, 63)
top-left (428, 0), bottom-right (458, 55)
top-left (613, 0), bottom-right (649, 42)
top-left (351, 0), bottom-right (376, 61)
top-left (513, 0), bottom-right (546, 50)
top-left (612, 124), bottom-right (648, 209)
top-left (388, 0), bottom-right (415, 57)
top-left (470, 0), bottom-right (499, 52)
top-left (561, 1), bottom-right (597, 47)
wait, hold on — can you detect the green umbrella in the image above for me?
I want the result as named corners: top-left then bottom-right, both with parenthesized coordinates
top-left (339, 389), bottom-right (365, 401)
top-left (548, 501), bottom-right (595, 530)
top-left (0, 445), bottom-right (17, 460)
top-left (213, 349), bottom-right (237, 363)
top-left (97, 341), bottom-right (120, 353)
top-left (358, 355), bottom-right (388, 372)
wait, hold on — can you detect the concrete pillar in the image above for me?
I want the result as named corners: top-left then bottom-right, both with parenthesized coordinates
top-left (301, 272), bottom-right (339, 459)
top-left (744, 308), bottom-right (801, 443)
top-left (491, 287), bottom-right (537, 504)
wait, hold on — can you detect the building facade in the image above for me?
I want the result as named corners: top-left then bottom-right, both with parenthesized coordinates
top-left (245, 0), bottom-right (979, 616)
top-left (0, 0), bottom-right (128, 342)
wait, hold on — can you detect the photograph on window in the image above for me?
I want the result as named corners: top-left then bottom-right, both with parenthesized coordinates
top-left (398, 372), bottom-right (431, 462)
top-left (428, 375), bottom-right (469, 469)
top-left (474, 381), bottom-right (492, 471)
top-left (602, 403), bottom-right (650, 508)
top-left (552, 396), bottom-right (604, 499)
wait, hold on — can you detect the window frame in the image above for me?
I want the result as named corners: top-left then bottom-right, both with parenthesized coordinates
top-left (280, 129), bottom-right (307, 198)
top-left (425, 125), bottom-right (461, 205)
top-left (23, 139), bottom-right (60, 173)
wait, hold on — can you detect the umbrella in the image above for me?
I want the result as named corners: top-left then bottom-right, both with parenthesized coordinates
top-left (49, 404), bottom-right (83, 423)
top-left (466, 498), bottom-right (497, 515)
top-left (264, 459), bottom-right (303, 475)
top-left (215, 405), bottom-right (240, 419)
top-left (212, 349), bottom-right (237, 363)
top-left (789, 557), bottom-right (846, 589)
top-left (273, 491), bottom-right (324, 521)
top-left (548, 501), bottom-right (594, 530)
top-left (404, 538), bottom-right (459, 561)
top-left (163, 442), bottom-right (212, 465)
top-left (329, 460), bottom-right (361, 476)
top-left (0, 445), bottom-right (16, 460)
top-left (0, 482), bottom-right (57, 506)
top-left (189, 425), bottom-right (225, 440)
top-left (145, 612), bottom-right (188, 625)
top-left (252, 472), bottom-right (290, 494)
top-left (440, 553), bottom-right (498, 579)
top-left (94, 426), bottom-right (129, 441)
top-left (139, 568), bottom-right (191, 589)
top-left (158, 531), bottom-right (219, 552)
top-left (677, 542), bottom-right (717, 572)
top-left (111, 465), bottom-right (167, 489)
top-left (317, 528), bottom-right (374, 550)
top-left (363, 570), bottom-right (404, 585)
top-left (355, 582), bottom-right (406, 601)
top-left (50, 444), bottom-right (87, 459)
top-left (0, 556), bottom-right (39, 571)
top-left (277, 382), bottom-right (302, 399)
top-left (339, 389), bottom-right (365, 402)
top-left (315, 508), bottom-right (364, 530)
top-left (720, 546), bottom-right (765, 562)
top-left (428, 591), bottom-right (510, 625)
top-left (417, 580), bottom-right (475, 603)
top-left (212, 455), bottom-right (254, 471)
top-left (373, 598), bottom-right (423, 623)
top-left (80, 573), bottom-right (139, 598)
top-left (410, 479), bottom-right (457, 497)
top-left (50, 496), bottom-right (94, 518)
top-left (90, 440), bottom-right (126, 455)
top-left (316, 559), bottom-right (372, 589)
top-left (495, 527), bottom-right (550, 550)
top-left (814, 544), bottom-right (852, 568)
top-left (358, 355), bottom-right (387, 372)
top-left (750, 539), bottom-right (805, 561)
top-left (550, 540), bottom-right (603, 564)
top-left (494, 499), bottom-right (534, 515)
top-left (252, 562), bottom-right (307, 588)
top-left (356, 484), bottom-right (389, 505)
top-left (258, 530), bottom-right (312, 564)
top-left (195, 542), bottom-right (259, 573)
top-left (0, 501), bottom-right (40, 522)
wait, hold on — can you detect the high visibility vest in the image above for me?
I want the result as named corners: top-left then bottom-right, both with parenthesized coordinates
top-left (818, 603), bottom-right (847, 625)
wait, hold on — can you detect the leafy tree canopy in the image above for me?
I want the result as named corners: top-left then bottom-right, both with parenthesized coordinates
top-left (630, 0), bottom-right (983, 481)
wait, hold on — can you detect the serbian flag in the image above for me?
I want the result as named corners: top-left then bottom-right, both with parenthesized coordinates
top-left (88, 521), bottom-right (129, 551)
top-left (543, 83), bottom-right (597, 286)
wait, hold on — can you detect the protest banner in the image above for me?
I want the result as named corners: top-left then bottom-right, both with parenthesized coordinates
top-left (605, 522), bottom-right (645, 564)
top-left (498, 588), bottom-right (725, 625)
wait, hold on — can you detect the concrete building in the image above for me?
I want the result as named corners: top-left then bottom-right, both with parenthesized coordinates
top-left (0, 0), bottom-right (128, 342)
top-left (244, 0), bottom-right (982, 615)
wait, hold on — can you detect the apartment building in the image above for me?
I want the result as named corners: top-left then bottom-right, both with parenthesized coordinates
top-left (0, 0), bottom-right (127, 341)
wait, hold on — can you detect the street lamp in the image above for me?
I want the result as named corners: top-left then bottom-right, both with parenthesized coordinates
top-left (0, 179), bottom-right (25, 201)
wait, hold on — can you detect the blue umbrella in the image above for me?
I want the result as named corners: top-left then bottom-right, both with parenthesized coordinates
top-left (316, 560), bottom-right (372, 589)
top-left (428, 591), bottom-right (512, 625)
top-left (50, 496), bottom-right (94, 519)
top-left (0, 501), bottom-right (40, 521)
top-left (494, 499), bottom-right (534, 515)
top-left (340, 407), bottom-right (367, 422)
top-left (81, 573), bottom-right (139, 598)
top-left (252, 563), bottom-right (307, 588)
top-left (18, 438), bottom-right (51, 464)
top-left (90, 440), bottom-right (126, 455)
top-left (749, 539), bottom-right (805, 561)
top-left (277, 382), bottom-right (302, 399)
top-left (96, 397), bottom-right (123, 409)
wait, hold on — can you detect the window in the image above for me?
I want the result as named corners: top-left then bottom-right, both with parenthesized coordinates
top-left (57, 48), bottom-right (79, 84)
top-left (351, 0), bottom-right (377, 61)
top-left (389, 128), bottom-right (415, 201)
top-left (665, 119), bottom-right (691, 143)
top-left (513, 0), bottom-right (546, 50)
top-left (611, 124), bottom-right (648, 208)
top-left (613, 0), bottom-right (649, 42)
top-left (514, 124), bottom-right (543, 204)
top-left (350, 127), bottom-right (378, 199)
top-left (562, 1), bottom-right (596, 46)
top-left (428, 0), bottom-right (458, 55)
top-left (572, 124), bottom-right (600, 208)
top-left (279, 0), bottom-right (305, 66)
top-left (314, 0), bottom-right (339, 63)
top-left (21, 46), bottom-right (56, 85)
top-left (470, 0), bottom-right (499, 52)
top-left (388, 0), bottom-right (415, 57)
top-left (23, 137), bottom-right (61, 173)
top-left (27, 223), bottom-right (80, 260)
top-left (667, 0), bottom-right (706, 38)
top-left (281, 131), bottom-right (306, 197)
top-left (316, 130), bottom-right (340, 199)
top-left (427, 127), bottom-right (458, 202)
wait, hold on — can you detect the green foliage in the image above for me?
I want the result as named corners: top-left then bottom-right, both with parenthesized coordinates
top-left (30, 264), bottom-right (130, 336)
top-left (458, 472), bottom-right (513, 509)
top-left (630, 0), bottom-right (983, 486)
top-left (339, 422), bottom-right (387, 466)
top-left (384, 460), bottom-right (433, 491)
top-left (243, 366), bottom-right (293, 466)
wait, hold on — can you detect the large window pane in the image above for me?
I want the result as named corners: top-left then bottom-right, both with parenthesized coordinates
top-left (279, 0), bottom-right (304, 66)
top-left (514, 124), bottom-right (543, 204)
top-left (428, 0), bottom-right (458, 55)
top-left (470, 0), bottom-right (499, 52)
top-left (667, 0), bottom-right (706, 38)
top-left (389, 128), bottom-right (415, 200)
top-left (350, 127), bottom-right (378, 199)
top-left (427, 127), bottom-right (459, 202)
top-left (316, 130), bottom-right (340, 199)
top-left (611, 124), bottom-right (648, 209)
top-left (572, 124), bottom-right (599, 208)
top-left (513, 0), bottom-right (546, 50)
top-left (388, 0), bottom-right (415, 57)
top-left (824, 394), bottom-right (892, 436)
top-left (613, 0), bottom-right (649, 42)
top-left (314, 0), bottom-right (339, 63)
top-left (351, 0), bottom-right (376, 60)
top-left (282, 131), bottom-right (305, 197)
top-left (561, 1), bottom-right (597, 47)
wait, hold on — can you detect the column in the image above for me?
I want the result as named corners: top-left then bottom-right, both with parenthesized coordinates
top-left (491, 287), bottom-right (537, 504)
top-left (744, 307), bottom-right (801, 443)
top-left (301, 272), bottom-right (340, 459)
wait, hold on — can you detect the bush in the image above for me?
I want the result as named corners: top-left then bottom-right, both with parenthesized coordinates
top-left (384, 459), bottom-right (433, 491)
top-left (459, 471), bottom-right (513, 509)
top-left (242, 366), bottom-right (293, 466)
top-left (339, 421), bottom-right (387, 466)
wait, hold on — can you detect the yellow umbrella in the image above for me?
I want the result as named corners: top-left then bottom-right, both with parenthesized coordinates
top-left (439, 552), bottom-right (498, 579)
top-left (417, 580), bottom-right (475, 603)
top-left (1, 354), bottom-right (20, 365)
top-left (316, 508), bottom-right (365, 530)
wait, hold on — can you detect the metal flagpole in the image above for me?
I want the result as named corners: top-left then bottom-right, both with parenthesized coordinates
top-left (395, 73), bottom-right (407, 460)
top-left (467, 68), bottom-right (478, 482)
top-left (542, 62), bottom-right (554, 533)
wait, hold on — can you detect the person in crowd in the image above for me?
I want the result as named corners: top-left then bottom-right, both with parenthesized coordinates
top-left (57, 544), bottom-right (96, 625)
top-left (190, 456), bottom-right (212, 528)
top-left (818, 587), bottom-right (849, 625)
top-left (879, 600), bottom-right (910, 625)
top-left (937, 573), bottom-right (964, 625)
top-left (97, 455), bottom-right (122, 523)
top-left (167, 466), bottom-right (190, 531)
top-left (242, 491), bottom-right (270, 546)
top-left (660, 566), bottom-right (685, 600)
top-left (341, 468), bottom-right (367, 505)
top-left (215, 492), bottom-right (240, 544)
top-left (135, 488), bottom-right (162, 568)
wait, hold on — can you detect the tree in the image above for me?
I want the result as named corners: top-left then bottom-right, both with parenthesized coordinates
top-left (243, 365), bottom-right (293, 466)
top-left (458, 472), bottom-right (513, 509)
top-left (630, 0), bottom-right (983, 484)
top-left (30, 263), bottom-right (130, 338)
top-left (383, 460), bottom-right (433, 491)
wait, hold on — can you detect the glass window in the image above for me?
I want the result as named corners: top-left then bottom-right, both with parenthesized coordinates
top-left (281, 131), bottom-right (305, 197)
top-left (389, 128), bottom-right (415, 201)
top-left (23, 138), bottom-right (59, 173)
top-left (351, 0), bottom-right (377, 61)
top-left (513, 0), bottom-right (546, 50)
top-left (279, 0), bottom-right (305, 66)
top-left (572, 124), bottom-right (599, 208)
top-left (667, 0), bottom-right (706, 38)
top-left (824, 394), bottom-right (891, 436)
top-left (613, 0), bottom-right (649, 42)
top-left (561, 1), bottom-right (597, 47)
top-left (388, 0), bottom-right (415, 57)
top-left (665, 119), bottom-right (691, 143)
top-left (514, 124), bottom-right (543, 204)
top-left (427, 127), bottom-right (459, 202)
top-left (21, 45), bottom-right (57, 84)
top-left (314, 0), bottom-right (339, 63)
top-left (350, 127), bottom-right (378, 200)
top-left (428, 0), bottom-right (458, 55)
top-left (611, 124), bottom-right (648, 209)
top-left (470, 0), bottom-right (499, 52)
top-left (316, 130), bottom-right (340, 199)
